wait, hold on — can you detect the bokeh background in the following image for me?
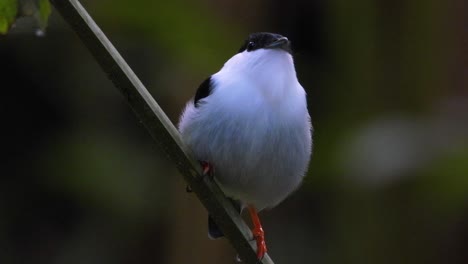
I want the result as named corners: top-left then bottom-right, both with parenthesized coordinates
top-left (1, 0), bottom-right (468, 263)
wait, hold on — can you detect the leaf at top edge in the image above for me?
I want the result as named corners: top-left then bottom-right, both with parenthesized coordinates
top-left (37, 0), bottom-right (51, 30)
top-left (0, 0), bottom-right (18, 34)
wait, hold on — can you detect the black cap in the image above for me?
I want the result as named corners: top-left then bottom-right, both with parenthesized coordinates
top-left (238, 32), bottom-right (292, 54)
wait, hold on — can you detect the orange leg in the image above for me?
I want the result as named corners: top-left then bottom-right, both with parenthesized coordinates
top-left (248, 205), bottom-right (267, 260)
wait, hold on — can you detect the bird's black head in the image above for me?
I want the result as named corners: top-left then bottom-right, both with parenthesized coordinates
top-left (238, 32), bottom-right (292, 54)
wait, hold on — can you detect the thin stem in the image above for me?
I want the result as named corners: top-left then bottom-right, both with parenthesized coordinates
top-left (49, 0), bottom-right (274, 263)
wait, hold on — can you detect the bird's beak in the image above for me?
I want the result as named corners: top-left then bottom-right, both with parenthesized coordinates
top-left (266, 37), bottom-right (290, 50)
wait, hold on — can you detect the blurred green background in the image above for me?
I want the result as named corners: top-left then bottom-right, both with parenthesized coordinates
top-left (1, 0), bottom-right (468, 263)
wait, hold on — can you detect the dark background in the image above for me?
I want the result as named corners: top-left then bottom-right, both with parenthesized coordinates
top-left (1, 0), bottom-right (468, 263)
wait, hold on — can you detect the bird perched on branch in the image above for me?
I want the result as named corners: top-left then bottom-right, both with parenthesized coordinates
top-left (179, 32), bottom-right (312, 260)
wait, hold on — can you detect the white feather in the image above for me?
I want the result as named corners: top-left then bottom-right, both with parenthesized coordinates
top-left (179, 48), bottom-right (312, 210)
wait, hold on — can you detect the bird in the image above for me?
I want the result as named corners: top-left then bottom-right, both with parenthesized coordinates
top-left (178, 32), bottom-right (312, 260)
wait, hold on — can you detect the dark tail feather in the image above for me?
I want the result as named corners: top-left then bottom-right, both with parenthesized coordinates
top-left (207, 199), bottom-right (242, 240)
top-left (208, 215), bottom-right (224, 239)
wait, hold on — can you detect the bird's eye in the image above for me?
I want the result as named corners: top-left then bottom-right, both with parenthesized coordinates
top-left (247, 41), bottom-right (255, 51)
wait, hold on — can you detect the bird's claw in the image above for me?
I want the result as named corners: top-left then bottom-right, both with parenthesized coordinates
top-left (186, 161), bottom-right (214, 193)
top-left (200, 161), bottom-right (214, 180)
top-left (252, 226), bottom-right (267, 260)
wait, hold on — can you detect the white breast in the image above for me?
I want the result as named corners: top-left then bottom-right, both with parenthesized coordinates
top-left (179, 49), bottom-right (312, 210)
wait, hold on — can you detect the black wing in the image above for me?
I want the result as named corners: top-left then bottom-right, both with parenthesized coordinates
top-left (207, 199), bottom-right (241, 239)
top-left (194, 76), bottom-right (213, 107)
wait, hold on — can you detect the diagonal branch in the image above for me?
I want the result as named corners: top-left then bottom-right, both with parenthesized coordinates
top-left (50, 0), bottom-right (274, 263)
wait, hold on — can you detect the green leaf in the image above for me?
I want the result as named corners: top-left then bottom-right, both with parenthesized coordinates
top-left (0, 0), bottom-right (18, 34)
top-left (36, 0), bottom-right (50, 29)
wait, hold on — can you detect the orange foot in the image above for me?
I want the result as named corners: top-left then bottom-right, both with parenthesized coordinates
top-left (186, 161), bottom-right (214, 193)
top-left (200, 161), bottom-right (214, 179)
top-left (248, 205), bottom-right (267, 260)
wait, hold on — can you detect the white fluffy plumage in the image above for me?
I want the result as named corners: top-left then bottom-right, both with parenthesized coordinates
top-left (179, 35), bottom-right (312, 211)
